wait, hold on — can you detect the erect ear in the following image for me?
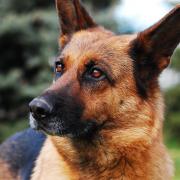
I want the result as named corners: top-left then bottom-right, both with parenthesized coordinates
top-left (55, 0), bottom-right (96, 47)
top-left (130, 6), bottom-right (180, 78)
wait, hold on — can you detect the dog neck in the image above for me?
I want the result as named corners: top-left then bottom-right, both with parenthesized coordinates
top-left (32, 126), bottom-right (173, 180)
top-left (47, 130), bottom-right (166, 179)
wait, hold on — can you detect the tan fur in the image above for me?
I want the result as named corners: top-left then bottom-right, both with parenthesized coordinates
top-left (32, 137), bottom-right (173, 180)
top-left (31, 138), bottom-right (79, 180)
top-left (31, 1), bottom-right (180, 180)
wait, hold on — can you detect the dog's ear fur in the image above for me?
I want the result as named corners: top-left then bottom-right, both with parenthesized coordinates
top-left (130, 6), bottom-right (180, 77)
top-left (56, 0), bottom-right (96, 47)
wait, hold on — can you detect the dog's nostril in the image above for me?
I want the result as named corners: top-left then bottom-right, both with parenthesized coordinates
top-left (35, 107), bottom-right (47, 118)
top-left (29, 98), bottom-right (52, 119)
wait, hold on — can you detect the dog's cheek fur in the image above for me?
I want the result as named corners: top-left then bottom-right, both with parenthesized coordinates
top-left (80, 87), bottom-right (113, 125)
top-left (80, 61), bottom-right (163, 148)
top-left (111, 80), bottom-right (164, 147)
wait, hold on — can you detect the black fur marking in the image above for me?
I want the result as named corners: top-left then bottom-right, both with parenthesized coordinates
top-left (129, 39), bottom-right (160, 98)
top-left (129, 39), bottom-right (148, 98)
top-left (31, 87), bottom-right (101, 139)
top-left (0, 128), bottom-right (46, 180)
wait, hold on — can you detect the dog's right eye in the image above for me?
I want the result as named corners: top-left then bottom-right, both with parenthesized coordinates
top-left (54, 62), bottom-right (64, 80)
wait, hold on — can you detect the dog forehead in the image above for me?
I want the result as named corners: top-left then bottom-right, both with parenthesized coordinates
top-left (61, 29), bottom-right (136, 65)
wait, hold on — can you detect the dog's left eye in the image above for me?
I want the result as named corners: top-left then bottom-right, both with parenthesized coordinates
top-left (87, 68), bottom-right (105, 81)
top-left (90, 68), bottom-right (103, 78)
top-left (55, 62), bottom-right (64, 74)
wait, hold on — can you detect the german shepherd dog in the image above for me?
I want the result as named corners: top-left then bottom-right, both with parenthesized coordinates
top-left (0, 0), bottom-right (180, 179)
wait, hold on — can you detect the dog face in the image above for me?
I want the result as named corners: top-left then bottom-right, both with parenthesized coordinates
top-left (29, 0), bottom-right (180, 145)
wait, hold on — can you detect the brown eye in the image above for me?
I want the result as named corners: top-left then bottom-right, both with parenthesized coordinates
top-left (90, 68), bottom-right (103, 79)
top-left (55, 62), bottom-right (64, 73)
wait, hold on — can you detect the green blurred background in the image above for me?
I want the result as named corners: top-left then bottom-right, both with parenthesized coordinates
top-left (0, 0), bottom-right (179, 179)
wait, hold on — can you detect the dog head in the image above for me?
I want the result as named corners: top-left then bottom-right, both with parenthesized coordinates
top-left (29, 0), bottom-right (180, 145)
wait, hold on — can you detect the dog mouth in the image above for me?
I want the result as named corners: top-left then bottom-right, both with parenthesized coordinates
top-left (29, 113), bottom-right (102, 138)
top-left (29, 113), bottom-right (69, 136)
top-left (29, 92), bottom-right (105, 139)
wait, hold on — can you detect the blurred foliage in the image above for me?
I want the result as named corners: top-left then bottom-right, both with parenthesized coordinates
top-left (165, 80), bottom-right (180, 180)
top-left (1, 0), bottom-right (53, 14)
top-left (164, 85), bottom-right (180, 140)
top-left (168, 147), bottom-right (180, 180)
top-left (171, 48), bottom-right (180, 70)
top-left (0, 10), bottom-right (59, 121)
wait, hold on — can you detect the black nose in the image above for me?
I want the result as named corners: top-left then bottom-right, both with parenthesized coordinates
top-left (29, 98), bottom-right (52, 119)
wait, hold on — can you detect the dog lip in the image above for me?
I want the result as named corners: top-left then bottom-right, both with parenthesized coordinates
top-left (29, 115), bottom-right (53, 135)
top-left (37, 122), bottom-right (68, 136)
top-left (29, 112), bottom-right (108, 138)
top-left (29, 113), bottom-right (68, 136)
top-left (29, 113), bottom-right (49, 132)
top-left (36, 124), bottom-right (55, 136)
top-left (29, 113), bottom-right (39, 130)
